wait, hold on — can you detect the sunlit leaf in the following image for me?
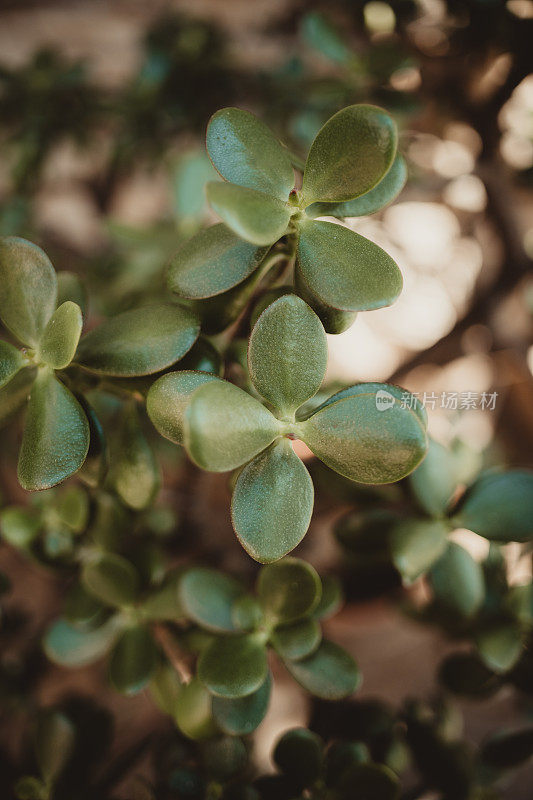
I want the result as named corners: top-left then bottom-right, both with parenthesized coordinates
top-left (475, 624), bottom-right (523, 674)
top-left (39, 301), bottom-right (83, 370)
top-left (0, 506), bottom-right (41, 547)
top-left (206, 183), bottom-right (291, 246)
top-left (175, 678), bottom-right (217, 740)
top-left (147, 370), bottom-right (220, 445)
top-left (150, 661), bottom-right (182, 716)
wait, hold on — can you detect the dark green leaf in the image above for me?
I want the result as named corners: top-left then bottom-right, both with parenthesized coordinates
top-left (258, 558), bottom-right (321, 623)
top-left (206, 107), bottom-right (294, 201)
top-left (35, 709), bottom-right (75, 784)
top-left (178, 337), bottom-right (223, 375)
top-left (248, 294), bottom-right (327, 415)
top-left (147, 370), bottom-right (220, 445)
top-left (284, 640), bottom-right (360, 699)
top-left (430, 543), bottom-right (484, 617)
top-left (82, 552), bottom-right (140, 608)
top-left (297, 219), bottom-right (402, 313)
top-left (184, 380), bottom-right (281, 472)
top-left (335, 763), bottom-right (400, 800)
top-left (293, 271), bottom-right (358, 334)
top-left (76, 304), bottom-right (199, 376)
top-left (308, 155), bottom-right (407, 219)
top-left (175, 678), bottom-right (218, 740)
top-left (39, 301), bottom-right (83, 370)
top-left (0, 506), bottom-right (41, 547)
top-left (43, 617), bottom-right (120, 667)
top-left (231, 440), bottom-right (314, 563)
top-left (18, 370), bottom-right (90, 491)
top-left (109, 625), bottom-right (157, 694)
top-left (299, 383), bottom-right (427, 483)
top-left (271, 617), bottom-right (321, 661)
top-left (179, 567), bottom-right (243, 632)
top-left (212, 672), bottom-right (271, 735)
top-left (475, 624), bottom-right (523, 674)
top-left (198, 634), bottom-right (268, 698)
top-left (109, 402), bottom-right (160, 510)
top-left (232, 595), bottom-right (264, 632)
top-left (0, 340), bottom-right (24, 388)
top-left (273, 728), bottom-right (323, 789)
top-left (206, 183), bottom-right (291, 246)
top-left (302, 105), bottom-right (397, 204)
top-left (168, 223), bottom-right (269, 299)
top-left (409, 438), bottom-right (459, 517)
top-left (313, 574), bottom-right (343, 619)
top-left (0, 236), bottom-right (57, 347)
top-left (64, 582), bottom-right (106, 628)
top-left (453, 470), bottom-right (533, 543)
top-left (390, 519), bottom-right (449, 583)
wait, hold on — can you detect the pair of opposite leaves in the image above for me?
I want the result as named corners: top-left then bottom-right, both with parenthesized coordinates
top-left (168, 104), bottom-right (407, 331)
top-left (148, 294), bottom-right (428, 564)
top-left (0, 237), bottom-right (202, 491)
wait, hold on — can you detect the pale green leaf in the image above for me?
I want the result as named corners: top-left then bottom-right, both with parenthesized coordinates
top-left (174, 678), bottom-right (217, 740)
top-left (0, 340), bottom-right (24, 388)
top-left (409, 438), bottom-right (459, 517)
top-left (206, 182), bottom-right (291, 246)
top-left (390, 519), bottom-right (450, 583)
top-left (38, 301), bottom-right (83, 370)
top-left (43, 617), bottom-right (121, 667)
top-left (147, 370), bottom-right (220, 445)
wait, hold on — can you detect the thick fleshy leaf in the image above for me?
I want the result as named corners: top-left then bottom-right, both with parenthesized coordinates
top-left (206, 183), bottom-right (291, 246)
top-left (453, 470), bottom-right (533, 543)
top-left (179, 567), bottom-right (244, 632)
top-left (0, 236), bottom-right (57, 347)
top-left (201, 735), bottom-right (248, 780)
top-left (299, 383), bottom-right (427, 484)
top-left (142, 570), bottom-right (184, 622)
top-left (212, 672), bottom-right (271, 735)
top-left (429, 543), bottom-right (485, 617)
top-left (0, 507), bottom-right (41, 548)
top-left (231, 440), bottom-right (314, 563)
top-left (43, 617), bottom-right (121, 667)
top-left (109, 403), bottom-right (160, 510)
top-left (150, 661), bottom-right (182, 715)
top-left (480, 727), bottom-right (533, 770)
top-left (271, 617), bottom-right (322, 661)
top-left (257, 558), bottom-right (321, 623)
top-left (35, 710), bottom-right (75, 784)
top-left (206, 107), bottom-right (294, 201)
top-left (198, 634), bottom-right (268, 698)
top-left (64, 583), bottom-right (106, 628)
top-left (178, 338), bottom-right (223, 375)
top-left (284, 640), bottom-right (360, 699)
top-left (147, 370), bottom-right (220, 445)
top-left (18, 370), bottom-right (90, 491)
top-left (175, 678), bottom-right (218, 740)
top-left (308, 155), bottom-right (407, 219)
top-left (168, 224), bottom-right (269, 300)
top-left (232, 595), bottom-right (263, 632)
top-left (82, 553), bottom-right (140, 608)
top-left (75, 304), bottom-right (199, 376)
top-left (302, 104), bottom-right (397, 204)
top-left (273, 728), bottom-right (323, 789)
top-left (313, 574), bottom-right (343, 619)
top-left (56, 486), bottom-right (89, 532)
top-left (336, 764), bottom-right (400, 800)
top-left (184, 380), bottom-right (281, 472)
top-left (248, 295), bottom-right (327, 414)
top-left (0, 340), bottom-right (24, 388)
top-left (38, 301), bottom-right (83, 369)
top-left (294, 271), bottom-right (358, 334)
top-left (390, 519), bottom-right (450, 583)
top-left (475, 624), bottom-right (523, 674)
top-left (109, 625), bottom-right (157, 694)
top-left (297, 220), bottom-right (402, 312)
top-left (0, 367), bottom-right (35, 427)
top-left (409, 438), bottom-right (458, 517)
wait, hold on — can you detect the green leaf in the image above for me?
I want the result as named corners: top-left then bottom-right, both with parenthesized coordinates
top-left (64, 582), bottom-right (106, 628)
top-left (299, 383), bottom-right (427, 483)
top-left (82, 552), bottom-right (140, 608)
top-left (453, 470), bottom-right (533, 543)
top-left (273, 728), bottom-right (323, 789)
top-left (439, 653), bottom-right (501, 698)
top-left (35, 709), bottom-right (75, 784)
top-left (313, 574), bottom-right (343, 619)
top-left (178, 337), bottom-right (223, 375)
top-left (212, 672), bottom-right (271, 735)
top-left (335, 763), bottom-right (400, 800)
top-left (475, 624), bottom-right (523, 674)
top-left (201, 735), bottom-right (248, 780)
top-left (248, 294), bottom-right (327, 415)
top-left (206, 107), bottom-right (294, 201)
top-left (0, 340), bottom-right (24, 388)
top-left (231, 440), bottom-right (314, 563)
top-left (271, 617), bottom-right (321, 661)
top-left (142, 570), bottom-right (184, 622)
top-left (109, 402), bottom-right (160, 510)
top-left (147, 370), bottom-right (220, 445)
top-left (409, 438), bottom-right (458, 517)
top-left (186, 264), bottom-right (265, 334)
top-left (179, 567), bottom-right (244, 632)
top-left (284, 640), bottom-right (360, 699)
top-left (15, 776), bottom-right (48, 800)
top-left (0, 507), bottom-right (41, 547)
top-left (480, 727), bottom-right (533, 770)
top-left (198, 634), bottom-right (268, 698)
top-left (184, 380), bottom-right (281, 472)
top-left (0, 236), bottom-right (57, 347)
top-left (430, 542), bottom-right (485, 617)
top-left (390, 519), bottom-right (449, 583)
top-left (0, 367), bottom-right (35, 427)
top-left (250, 286), bottom-right (294, 329)
top-left (302, 104), bottom-right (397, 204)
top-left (297, 220), bottom-right (402, 312)
top-left (308, 155), bottom-right (407, 219)
top-left (38, 301), bottom-right (83, 369)
top-left (43, 617), bottom-right (120, 667)
top-left (109, 625), bottom-right (157, 694)
top-left (232, 595), bottom-right (263, 632)
top-left (293, 272), bottom-right (358, 334)
top-left (56, 486), bottom-right (89, 532)
top-left (206, 183), bottom-right (291, 246)
top-left (175, 678), bottom-right (218, 740)
top-left (18, 370), bottom-right (90, 491)
top-left (57, 270), bottom-right (87, 314)
top-left (150, 661), bottom-right (182, 715)
top-left (168, 223), bottom-right (270, 300)
top-left (301, 12), bottom-right (352, 65)
top-left (257, 558), bottom-right (321, 623)
top-left (75, 304), bottom-right (199, 376)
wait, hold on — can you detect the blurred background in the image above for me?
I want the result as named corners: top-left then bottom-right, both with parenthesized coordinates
top-left (0, 0), bottom-right (532, 796)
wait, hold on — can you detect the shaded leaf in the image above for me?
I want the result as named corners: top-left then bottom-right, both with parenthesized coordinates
top-left (313, 574), bottom-right (343, 619)
top-left (0, 340), bottom-right (24, 388)
top-left (231, 440), bottom-right (314, 563)
top-left (258, 558), bottom-right (321, 623)
top-left (454, 470), bottom-right (533, 543)
top-left (285, 640), bottom-right (360, 699)
top-left (212, 672), bottom-right (271, 735)
top-left (56, 486), bottom-right (89, 532)
top-left (409, 438), bottom-right (458, 517)
top-left (335, 763), bottom-right (400, 800)
top-left (35, 710), bottom-right (75, 784)
top-left (271, 617), bottom-right (321, 661)
top-left (206, 182), bottom-right (291, 246)
top-left (147, 370), bottom-right (220, 445)
top-left (178, 337), bottom-right (223, 375)
top-left (57, 270), bottom-right (87, 314)
top-left (390, 519), bottom-right (449, 583)
top-left (82, 552), bottom-right (140, 608)
top-left (198, 634), bottom-right (268, 698)
top-left (150, 661), bottom-right (182, 716)
top-left (430, 542), bottom-right (485, 617)
top-left (179, 567), bottom-right (243, 632)
top-left (110, 403), bottom-right (160, 510)
top-left (0, 367), bottom-right (35, 427)
top-left (175, 678), bottom-right (217, 740)
top-left (273, 728), bottom-right (323, 789)
top-left (475, 624), bottom-right (523, 674)
top-left (480, 727), bottom-right (533, 770)
top-left (43, 617), bottom-right (120, 668)
top-left (109, 625), bottom-right (157, 694)
top-left (439, 653), bottom-right (501, 698)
